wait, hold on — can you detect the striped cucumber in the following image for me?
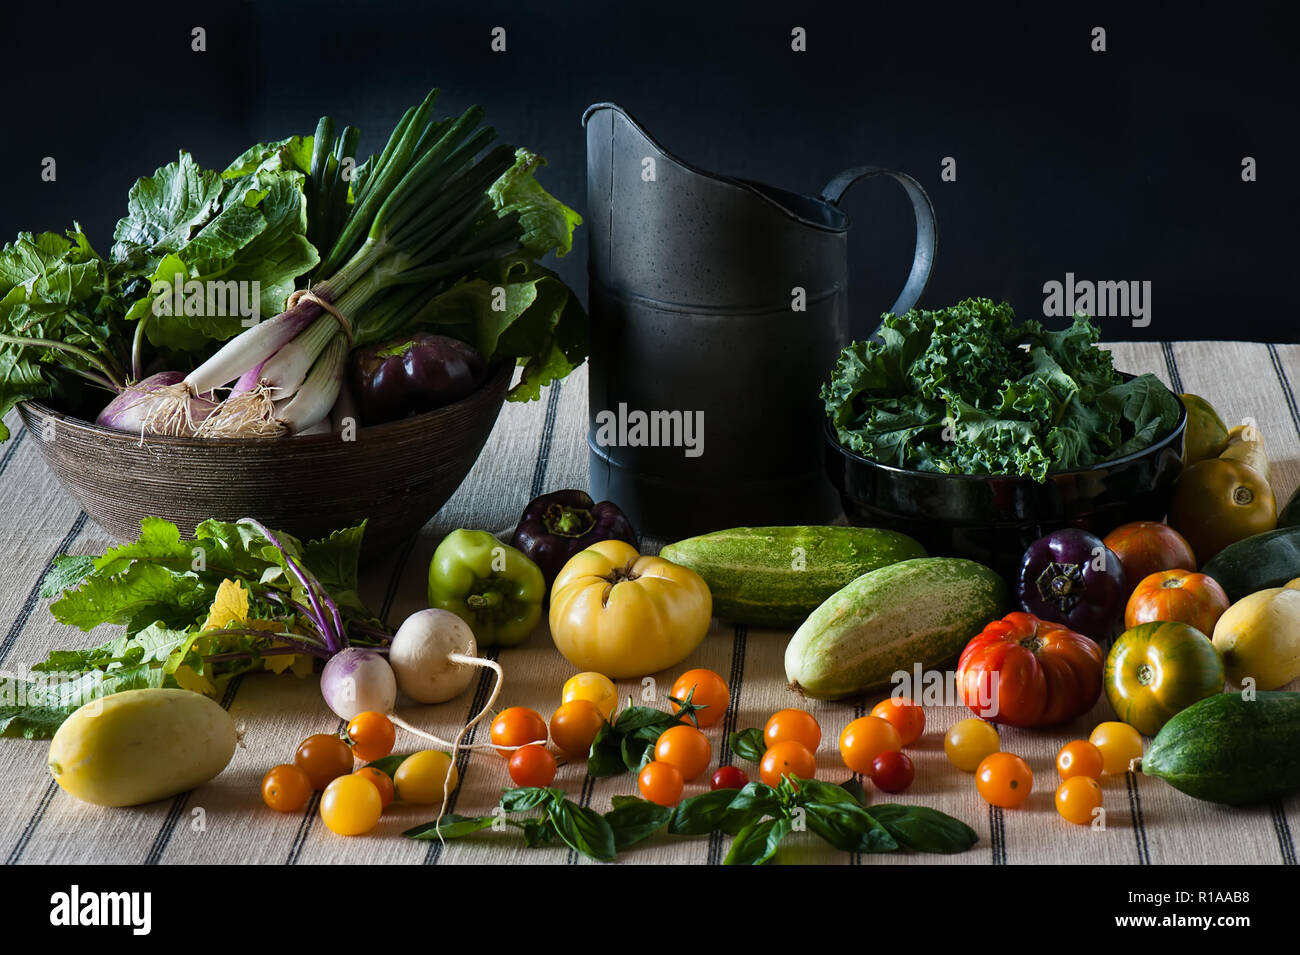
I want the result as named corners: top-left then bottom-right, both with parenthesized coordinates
top-left (784, 557), bottom-right (1008, 700)
top-left (1139, 691), bottom-right (1300, 805)
top-left (660, 526), bottom-right (926, 628)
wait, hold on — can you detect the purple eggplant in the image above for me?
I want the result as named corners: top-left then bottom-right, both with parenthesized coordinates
top-left (349, 332), bottom-right (485, 426)
top-left (1018, 528), bottom-right (1128, 640)
top-left (511, 489), bottom-right (638, 586)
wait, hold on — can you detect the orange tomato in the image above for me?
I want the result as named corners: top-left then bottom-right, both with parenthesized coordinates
top-left (508, 744), bottom-right (557, 788)
top-left (1124, 570), bottom-right (1230, 634)
top-left (1103, 521), bottom-right (1198, 586)
top-left (638, 760), bottom-right (685, 806)
top-left (670, 669), bottom-right (730, 728)
top-left (262, 764), bottom-right (313, 812)
top-left (838, 716), bottom-right (902, 775)
top-left (353, 767), bottom-right (395, 809)
top-left (760, 740), bottom-right (817, 787)
top-left (654, 725), bottom-right (712, 781)
top-left (870, 697), bottom-right (925, 745)
top-left (489, 707), bottom-right (548, 755)
top-left (1055, 776), bottom-right (1103, 825)
top-left (346, 711), bottom-right (396, 763)
top-left (976, 752), bottom-right (1033, 808)
top-left (294, 734), bottom-right (355, 791)
top-left (1056, 740), bottom-right (1104, 780)
top-left (764, 708), bottom-right (822, 751)
top-left (549, 700), bottom-right (606, 758)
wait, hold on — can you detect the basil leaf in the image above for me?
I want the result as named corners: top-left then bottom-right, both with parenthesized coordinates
top-left (403, 813), bottom-right (495, 840)
top-left (519, 818), bottom-right (558, 848)
top-left (604, 796), bottom-right (672, 851)
top-left (548, 800), bottom-right (617, 862)
top-left (803, 802), bottom-right (898, 853)
top-left (613, 705), bottom-right (676, 735)
top-left (365, 753), bottom-right (413, 778)
top-left (837, 777), bottom-right (869, 807)
top-left (720, 782), bottom-right (781, 836)
top-left (867, 804), bottom-right (979, 854)
top-left (724, 816), bottom-right (792, 866)
top-left (796, 779), bottom-right (862, 807)
top-left (728, 727), bottom-right (766, 762)
top-left (668, 788), bottom-right (742, 835)
top-left (587, 722), bottom-right (627, 778)
top-left (620, 731), bottom-right (656, 774)
top-left (500, 787), bottom-right (561, 813)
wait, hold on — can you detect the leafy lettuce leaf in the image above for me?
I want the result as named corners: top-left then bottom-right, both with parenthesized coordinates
top-left (488, 148), bottom-right (582, 261)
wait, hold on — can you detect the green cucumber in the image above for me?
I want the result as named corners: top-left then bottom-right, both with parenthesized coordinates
top-left (660, 526), bottom-right (926, 628)
top-left (1279, 485), bottom-right (1300, 529)
top-left (783, 557), bottom-right (1008, 700)
top-left (1139, 691), bottom-right (1300, 805)
top-left (1201, 526), bottom-right (1300, 602)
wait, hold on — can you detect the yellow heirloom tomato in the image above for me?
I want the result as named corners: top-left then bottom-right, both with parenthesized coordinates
top-left (549, 540), bottom-right (712, 678)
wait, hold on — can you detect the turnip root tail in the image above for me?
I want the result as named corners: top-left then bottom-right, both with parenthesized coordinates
top-left (387, 653), bottom-right (536, 845)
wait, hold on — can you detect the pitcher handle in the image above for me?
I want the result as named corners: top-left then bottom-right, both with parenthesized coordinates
top-left (819, 166), bottom-right (937, 323)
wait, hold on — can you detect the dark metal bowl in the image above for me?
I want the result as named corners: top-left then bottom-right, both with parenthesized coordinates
top-left (824, 392), bottom-right (1186, 582)
top-left (17, 362), bottom-right (513, 555)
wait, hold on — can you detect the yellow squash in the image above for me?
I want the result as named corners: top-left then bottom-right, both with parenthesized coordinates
top-left (1212, 586), bottom-right (1300, 690)
top-left (48, 688), bottom-right (239, 807)
top-left (549, 540), bottom-right (712, 678)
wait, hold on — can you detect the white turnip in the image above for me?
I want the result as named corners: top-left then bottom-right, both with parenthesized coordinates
top-left (320, 647), bottom-right (397, 721)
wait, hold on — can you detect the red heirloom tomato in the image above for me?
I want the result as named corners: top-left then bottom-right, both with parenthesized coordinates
top-left (1124, 570), bottom-right (1230, 635)
top-left (1102, 521), bottom-right (1198, 588)
top-left (957, 611), bottom-right (1105, 727)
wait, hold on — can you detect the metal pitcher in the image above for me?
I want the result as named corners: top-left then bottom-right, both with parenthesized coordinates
top-left (584, 103), bottom-right (937, 540)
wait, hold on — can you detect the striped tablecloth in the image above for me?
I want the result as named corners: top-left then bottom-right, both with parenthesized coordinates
top-left (2, 340), bottom-right (1298, 865)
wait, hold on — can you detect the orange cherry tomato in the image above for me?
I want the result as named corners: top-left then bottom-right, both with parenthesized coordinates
top-left (294, 734), bottom-right (355, 790)
top-left (1124, 570), bottom-right (1230, 634)
top-left (508, 744), bottom-right (557, 788)
top-left (638, 760), bottom-right (685, 806)
top-left (489, 707), bottom-right (548, 755)
top-left (870, 697), bottom-right (926, 745)
top-left (549, 699), bottom-right (606, 758)
top-left (654, 724), bottom-right (712, 781)
top-left (838, 716), bottom-right (902, 775)
top-left (764, 708), bottom-right (822, 751)
top-left (346, 711), bottom-right (397, 762)
top-left (353, 767), bottom-right (395, 809)
top-left (1056, 776), bottom-right (1104, 825)
top-left (1056, 740), bottom-right (1105, 780)
top-left (976, 752), bottom-right (1033, 809)
top-left (262, 764), bottom-right (313, 812)
top-left (760, 739), bottom-right (817, 787)
top-left (670, 668), bottom-right (730, 728)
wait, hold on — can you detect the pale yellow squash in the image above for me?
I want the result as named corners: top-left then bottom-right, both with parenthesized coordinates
top-left (1212, 587), bottom-right (1300, 690)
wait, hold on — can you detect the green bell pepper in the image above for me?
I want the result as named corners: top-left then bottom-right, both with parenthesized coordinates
top-left (427, 529), bottom-right (546, 646)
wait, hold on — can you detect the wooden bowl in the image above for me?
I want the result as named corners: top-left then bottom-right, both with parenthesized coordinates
top-left (17, 362), bottom-right (513, 552)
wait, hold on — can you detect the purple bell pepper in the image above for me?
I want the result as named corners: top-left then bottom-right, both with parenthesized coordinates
top-left (349, 332), bottom-right (485, 426)
top-left (1017, 528), bottom-right (1128, 640)
top-left (511, 489), bottom-right (638, 587)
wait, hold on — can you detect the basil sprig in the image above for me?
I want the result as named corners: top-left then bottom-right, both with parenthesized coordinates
top-left (728, 727), bottom-right (766, 762)
top-left (587, 691), bottom-right (708, 778)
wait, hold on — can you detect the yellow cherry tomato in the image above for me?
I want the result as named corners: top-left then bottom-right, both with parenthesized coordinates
top-left (1056, 776), bottom-right (1104, 825)
top-left (944, 718), bottom-right (1000, 772)
top-left (393, 750), bottom-right (460, 804)
top-left (549, 540), bottom-right (713, 678)
top-left (320, 774), bottom-right (382, 836)
top-left (1089, 721), bottom-right (1144, 775)
top-left (562, 671), bottom-right (618, 719)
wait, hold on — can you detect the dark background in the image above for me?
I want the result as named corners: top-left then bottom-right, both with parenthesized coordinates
top-left (2, 0), bottom-right (1296, 342)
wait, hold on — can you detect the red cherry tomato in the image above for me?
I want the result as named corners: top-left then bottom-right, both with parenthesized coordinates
top-left (710, 765), bottom-right (749, 791)
top-left (869, 751), bottom-right (915, 793)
